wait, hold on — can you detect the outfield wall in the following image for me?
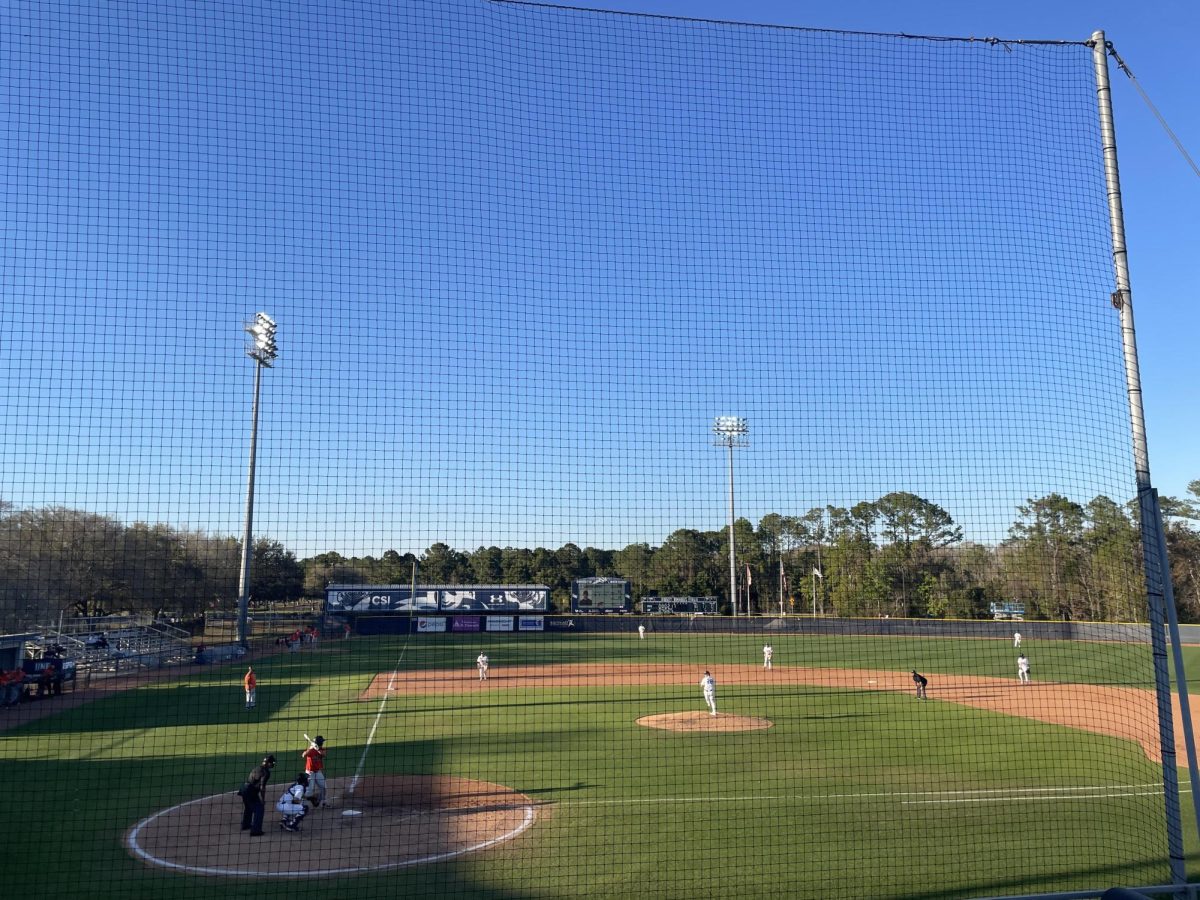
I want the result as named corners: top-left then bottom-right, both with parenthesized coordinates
top-left (349, 613), bottom-right (1184, 644)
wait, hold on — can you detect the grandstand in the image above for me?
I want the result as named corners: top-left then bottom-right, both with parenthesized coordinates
top-left (30, 616), bottom-right (195, 677)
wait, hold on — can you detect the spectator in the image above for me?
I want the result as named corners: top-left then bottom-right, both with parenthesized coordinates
top-left (1, 668), bottom-right (21, 707)
top-left (12, 667), bottom-right (27, 705)
top-left (37, 664), bottom-right (55, 698)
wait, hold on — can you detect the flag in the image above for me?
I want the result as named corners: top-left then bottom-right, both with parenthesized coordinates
top-left (745, 564), bottom-right (752, 587)
top-left (813, 568), bottom-right (824, 579)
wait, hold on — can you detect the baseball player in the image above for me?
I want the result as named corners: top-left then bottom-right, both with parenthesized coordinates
top-left (700, 670), bottom-right (717, 716)
top-left (276, 772), bottom-right (310, 832)
top-left (302, 735), bottom-right (328, 807)
top-left (763, 644), bottom-right (773, 670)
top-left (243, 667), bottom-right (257, 709)
top-left (1018, 654), bottom-right (1031, 684)
top-left (1013, 631), bottom-right (1022, 648)
top-left (476, 652), bottom-right (489, 681)
top-left (239, 754), bottom-right (276, 836)
top-left (638, 624), bottom-right (645, 640)
top-left (911, 670), bottom-right (928, 700)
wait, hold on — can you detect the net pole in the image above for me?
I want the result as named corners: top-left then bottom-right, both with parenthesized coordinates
top-left (1092, 30), bottom-right (1197, 885)
top-left (236, 361), bottom-right (265, 648)
top-left (728, 442), bottom-right (738, 617)
top-left (1151, 487), bottom-right (1200, 802)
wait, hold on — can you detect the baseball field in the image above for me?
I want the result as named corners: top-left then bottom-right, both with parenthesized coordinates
top-left (5, 627), bottom-right (1200, 899)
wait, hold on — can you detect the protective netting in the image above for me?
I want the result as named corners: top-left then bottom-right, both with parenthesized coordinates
top-left (0, 1), bottom-right (1184, 897)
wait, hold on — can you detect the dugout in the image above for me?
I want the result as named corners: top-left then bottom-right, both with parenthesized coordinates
top-left (0, 633), bottom-right (37, 670)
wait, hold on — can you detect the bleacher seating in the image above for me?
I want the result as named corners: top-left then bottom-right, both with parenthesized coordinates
top-left (32, 616), bottom-right (194, 678)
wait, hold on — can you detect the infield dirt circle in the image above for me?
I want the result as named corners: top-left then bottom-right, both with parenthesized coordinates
top-left (638, 711), bottom-right (774, 732)
top-left (126, 775), bottom-right (537, 878)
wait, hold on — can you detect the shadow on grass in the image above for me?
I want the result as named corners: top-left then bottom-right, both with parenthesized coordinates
top-left (5, 681), bottom-right (311, 734)
top-left (888, 850), bottom-right (1183, 900)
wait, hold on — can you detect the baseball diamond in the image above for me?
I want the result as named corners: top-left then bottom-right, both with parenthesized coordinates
top-left (4, 626), bottom-right (1196, 899)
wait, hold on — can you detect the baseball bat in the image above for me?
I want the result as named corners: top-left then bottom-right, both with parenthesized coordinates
top-left (303, 732), bottom-right (313, 746)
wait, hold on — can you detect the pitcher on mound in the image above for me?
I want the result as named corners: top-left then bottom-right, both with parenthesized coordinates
top-left (700, 670), bottom-right (717, 717)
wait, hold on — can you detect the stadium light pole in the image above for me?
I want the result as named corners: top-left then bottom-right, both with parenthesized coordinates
top-left (237, 312), bottom-right (278, 647)
top-left (713, 417), bottom-right (748, 617)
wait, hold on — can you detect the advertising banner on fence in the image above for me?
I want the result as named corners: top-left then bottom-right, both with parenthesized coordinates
top-left (326, 585), bottom-right (549, 614)
top-left (325, 586), bottom-right (438, 613)
top-left (450, 616), bottom-right (481, 632)
top-left (545, 617), bottom-right (578, 631)
top-left (416, 617), bottom-right (446, 633)
top-left (441, 588), bottom-right (549, 612)
top-left (518, 616), bottom-right (544, 631)
top-left (485, 616), bottom-right (514, 631)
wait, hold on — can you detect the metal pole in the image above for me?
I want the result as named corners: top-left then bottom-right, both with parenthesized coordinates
top-left (779, 555), bottom-right (784, 617)
top-left (236, 361), bottom-right (264, 647)
top-left (727, 441), bottom-right (737, 618)
top-left (1152, 489), bottom-right (1200, 781)
top-left (1092, 30), bottom-right (1195, 886)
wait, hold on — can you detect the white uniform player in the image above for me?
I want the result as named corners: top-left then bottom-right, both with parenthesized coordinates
top-left (476, 653), bottom-right (489, 681)
top-left (276, 773), bottom-right (309, 832)
top-left (763, 644), bottom-right (773, 670)
top-left (700, 671), bottom-right (717, 717)
top-left (1013, 631), bottom-right (1022, 648)
top-left (638, 624), bottom-right (645, 640)
top-left (1018, 654), bottom-right (1031, 684)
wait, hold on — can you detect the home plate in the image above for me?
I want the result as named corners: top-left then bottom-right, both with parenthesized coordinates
top-left (867, 680), bottom-right (877, 684)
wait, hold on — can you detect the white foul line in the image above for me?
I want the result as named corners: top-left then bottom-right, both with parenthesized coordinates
top-left (348, 643), bottom-right (410, 796)
top-left (551, 782), bottom-right (1180, 808)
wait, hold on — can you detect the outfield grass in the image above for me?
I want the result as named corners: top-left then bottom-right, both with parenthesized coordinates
top-left (3, 631), bottom-right (1197, 899)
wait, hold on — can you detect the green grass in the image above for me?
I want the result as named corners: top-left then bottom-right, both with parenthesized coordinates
top-left (2, 631), bottom-right (1196, 899)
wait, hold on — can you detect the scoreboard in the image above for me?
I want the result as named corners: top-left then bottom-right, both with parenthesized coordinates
top-left (571, 577), bottom-right (631, 612)
top-left (640, 597), bottom-right (718, 614)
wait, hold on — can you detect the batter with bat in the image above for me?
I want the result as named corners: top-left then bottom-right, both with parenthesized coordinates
top-left (302, 734), bottom-right (328, 808)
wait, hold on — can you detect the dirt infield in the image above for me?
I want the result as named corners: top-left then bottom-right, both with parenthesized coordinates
top-left (125, 775), bottom-right (536, 878)
top-left (363, 663), bottom-right (1189, 765)
top-left (638, 711), bottom-right (774, 732)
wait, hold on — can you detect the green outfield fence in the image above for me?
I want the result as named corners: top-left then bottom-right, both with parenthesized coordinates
top-left (2, 1), bottom-right (1196, 897)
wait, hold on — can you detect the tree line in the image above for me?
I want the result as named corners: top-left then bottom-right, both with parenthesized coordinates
top-left (3, 483), bottom-right (1200, 631)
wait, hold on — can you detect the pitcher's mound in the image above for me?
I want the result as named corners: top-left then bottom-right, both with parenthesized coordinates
top-left (126, 775), bottom-right (537, 878)
top-left (637, 712), bottom-right (773, 732)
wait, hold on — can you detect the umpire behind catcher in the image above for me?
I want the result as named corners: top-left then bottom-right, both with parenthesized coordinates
top-left (239, 754), bottom-right (276, 837)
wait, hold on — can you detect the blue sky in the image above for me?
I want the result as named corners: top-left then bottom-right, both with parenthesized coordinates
top-left (1, 0), bottom-right (1196, 558)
